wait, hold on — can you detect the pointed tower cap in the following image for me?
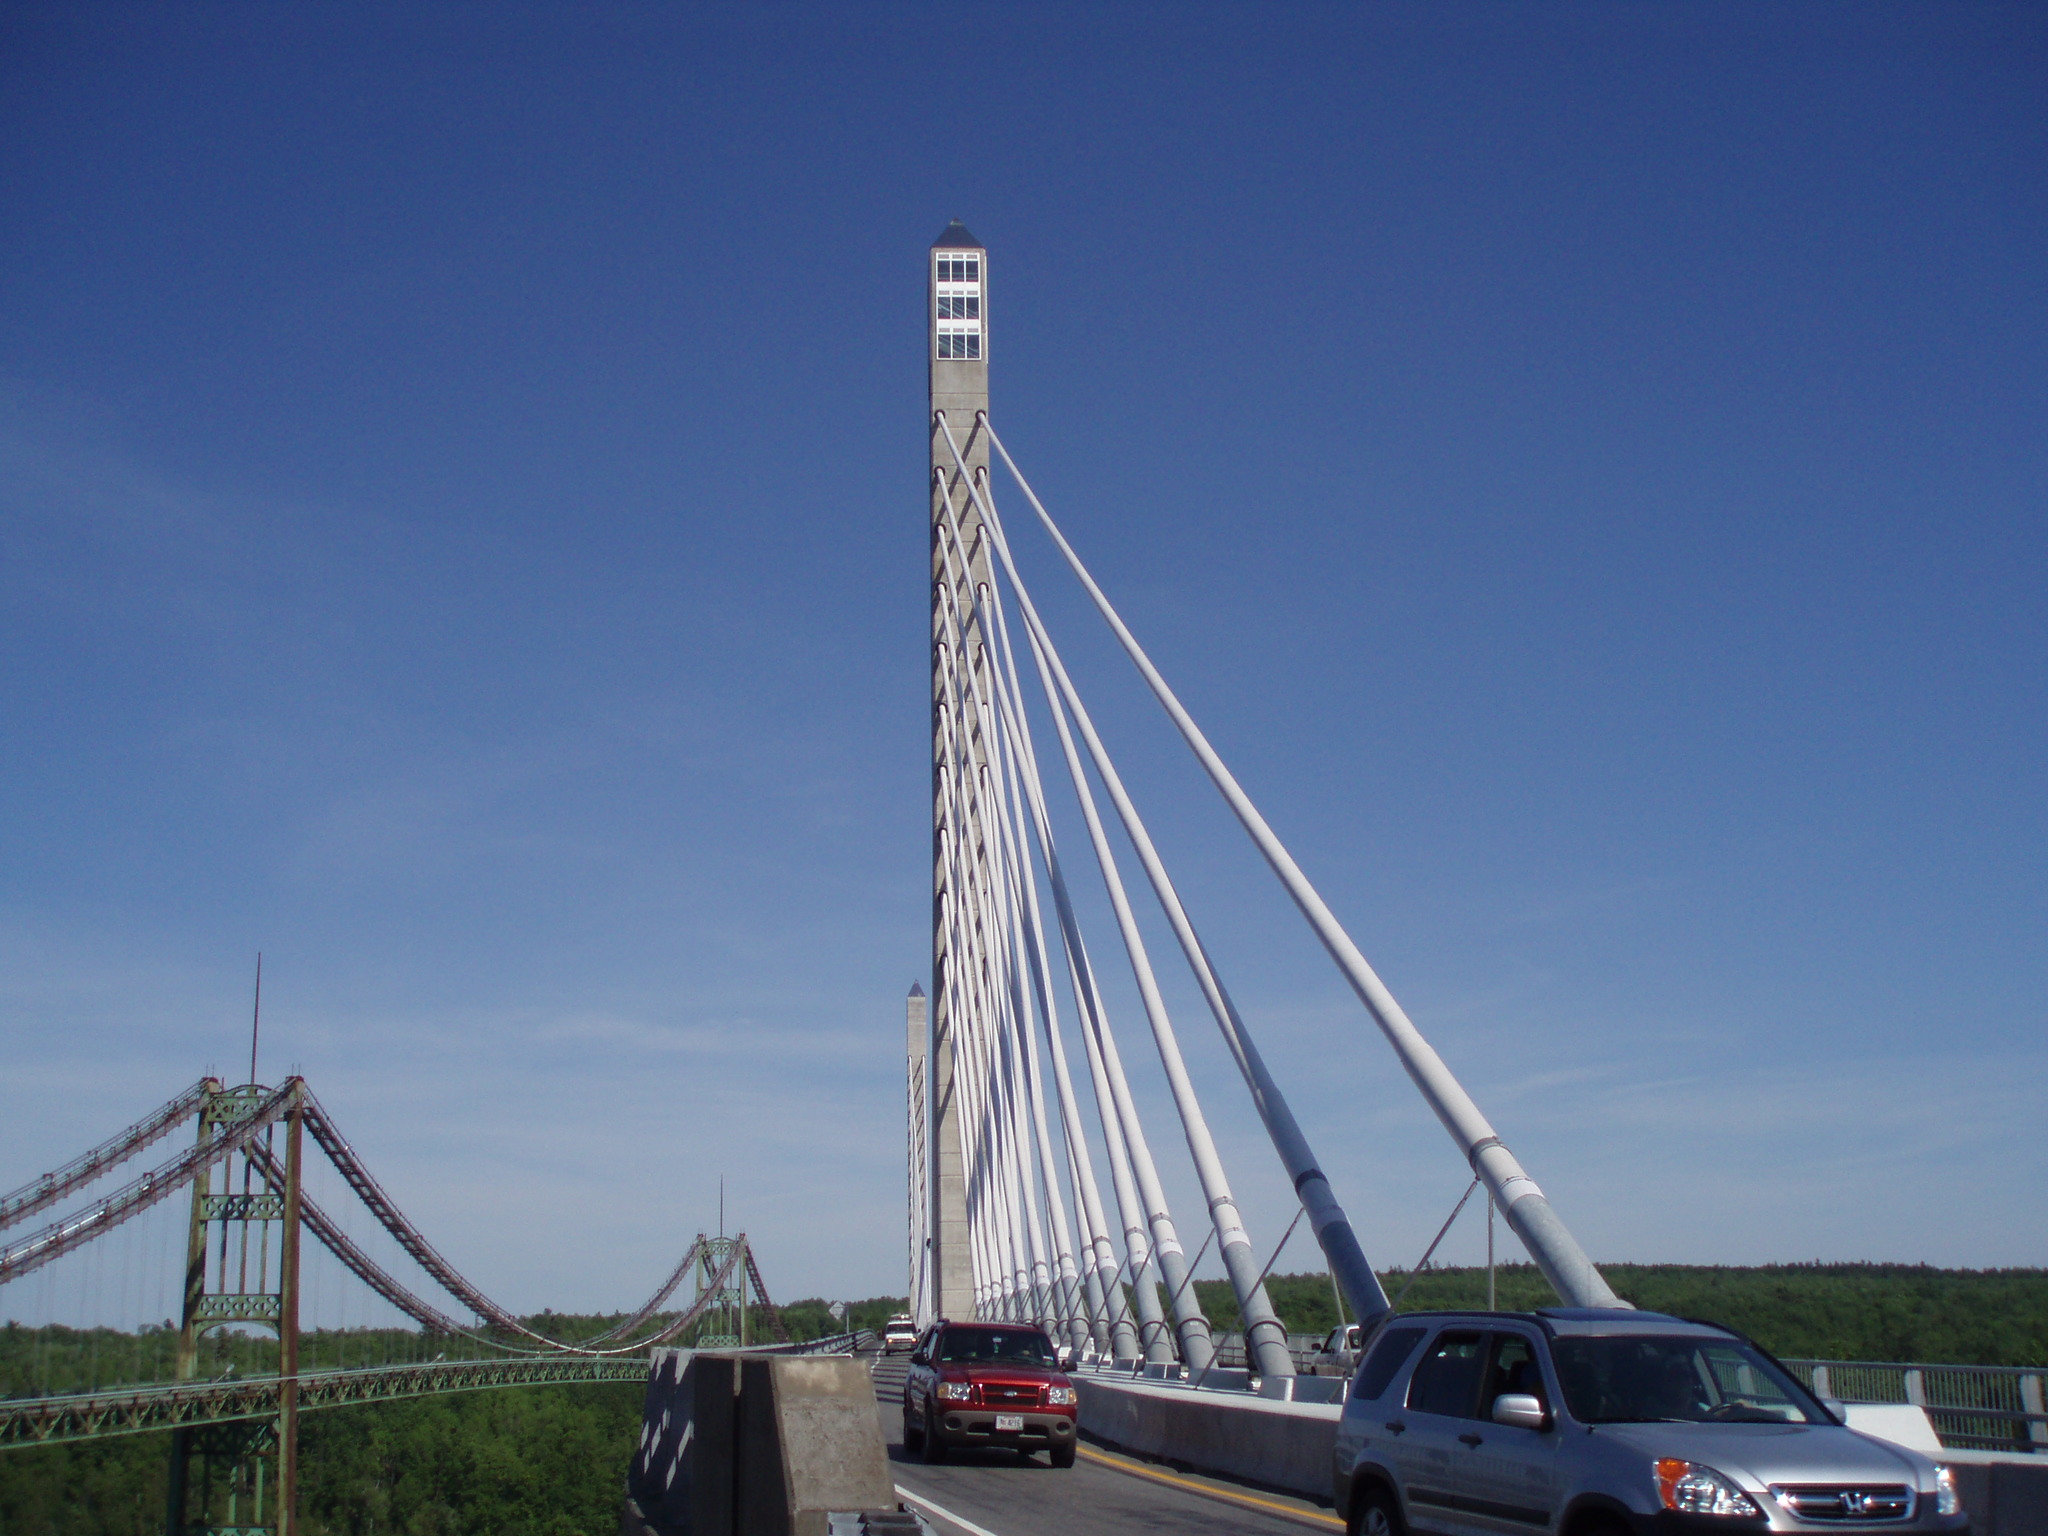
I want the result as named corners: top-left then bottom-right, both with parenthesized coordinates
top-left (932, 220), bottom-right (982, 249)
top-left (908, 982), bottom-right (925, 997)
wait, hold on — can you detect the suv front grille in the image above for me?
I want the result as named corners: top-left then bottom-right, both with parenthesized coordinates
top-left (979, 1385), bottom-right (1041, 1406)
top-left (1770, 1485), bottom-right (1915, 1522)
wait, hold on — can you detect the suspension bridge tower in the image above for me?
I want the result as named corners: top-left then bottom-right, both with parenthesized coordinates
top-left (926, 220), bottom-right (987, 1324)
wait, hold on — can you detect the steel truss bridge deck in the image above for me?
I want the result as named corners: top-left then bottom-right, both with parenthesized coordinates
top-left (0, 1356), bottom-right (651, 1450)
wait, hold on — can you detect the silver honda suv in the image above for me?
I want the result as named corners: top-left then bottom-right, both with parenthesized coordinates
top-left (1333, 1308), bottom-right (1968, 1536)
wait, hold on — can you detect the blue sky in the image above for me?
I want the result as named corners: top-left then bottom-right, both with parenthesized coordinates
top-left (2, 3), bottom-right (2043, 1319)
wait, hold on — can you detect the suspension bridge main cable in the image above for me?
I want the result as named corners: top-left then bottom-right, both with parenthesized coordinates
top-left (299, 1090), bottom-right (724, 1353)
top-left (742, 1246), bottom-right (790, 1344)
top-left (243, 1137), bottom-right (518, 1345)
top-left (568, 1238), bottom-right (708, 1348)
top-left (0, 1078), bottom-right (218, 1232)
top-left (0, 1082), bottom-right (299, 1287)
top-left (6, 1082), bottom-right (761, 1359)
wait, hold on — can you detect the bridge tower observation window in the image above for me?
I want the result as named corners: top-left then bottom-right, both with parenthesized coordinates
top-left (936, 253), bottom-right (982, 360)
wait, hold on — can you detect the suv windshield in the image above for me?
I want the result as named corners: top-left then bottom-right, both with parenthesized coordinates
top-left (936, 1327), bottom-right (1057, 1366)
top-left (1551, 1335), bottom-right (1822, 1425)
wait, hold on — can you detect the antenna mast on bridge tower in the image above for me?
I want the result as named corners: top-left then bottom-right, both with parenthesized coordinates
top-left (926, 220), bottom-right (987, 1324)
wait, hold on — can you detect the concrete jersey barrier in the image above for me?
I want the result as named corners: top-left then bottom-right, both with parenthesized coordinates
top-left (1073, 1372), bottom-right (1341, 1500)
top-left (626, 1349), bottom-right (897, 1536)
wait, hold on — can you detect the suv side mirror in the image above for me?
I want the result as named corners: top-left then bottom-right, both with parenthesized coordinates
top-left (1492, 1393), bottom-right (1549, 1431)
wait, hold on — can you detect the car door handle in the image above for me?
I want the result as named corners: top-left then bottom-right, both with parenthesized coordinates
top-left (1384, 1421), bottom-right (1406, 1435)
top-left (1459, 1433), bottom-right (1484, 1447)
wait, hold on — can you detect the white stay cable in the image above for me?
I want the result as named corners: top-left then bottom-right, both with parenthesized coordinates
top-left (937, 456), bottom-right (1166, 1360)
top-left (979, 507), bottom-right (1293, 1377)
top-left (960, 768), bottom-right (1028, 1319)
top-left (965, 460), bottom-right (1390, 1335)
top-left (935, 581), bottom-right (1009, 1317)
top-left (943, 412), bottom-right (1264, 1374)
top-left (1012, 683), bottom-right (1190, 1360)
top-left (934, 491), bottom-right (1013, 1320)
top-left (937, 498), bottom-right (1037, 1321)
top-left (977, 745), bottom-right (1057, 1325)
top-left (993, 688), bottom-right (1109, 1349)
top-left (983, 421), bottom-right (1622, 1310)
top-left (997, 551), bottom-right (1223, 1367)
top-left (938, 497), bottom-right (1057, 1325)
top-left (986, 592), bottom-right (1159, 1356)
top-left (997, 760), bottom-right (1150, 1357)
top-left (940, 483), bottom-right (1089, 1334)
top-left (966, 510), bottom-right (1107, 1340)
top-left (1025, 785), bottom-right (1170, 1362)
top-left (991, 810), bottom-right (1078, 1333)
top-left (935, 722), bottom-right (992, 1318)
top-left (983, 418), bottom-right (1623, 1313)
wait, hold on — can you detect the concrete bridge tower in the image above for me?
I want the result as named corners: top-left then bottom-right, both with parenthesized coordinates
top-left (927, 220), bottom-right (987, 1323)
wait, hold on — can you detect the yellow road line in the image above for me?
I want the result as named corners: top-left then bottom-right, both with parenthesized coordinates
top-left (1077, 1443), bottom-right (1345, 1529)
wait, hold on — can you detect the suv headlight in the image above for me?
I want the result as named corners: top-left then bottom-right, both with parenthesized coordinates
top-left (1655, 1459), bottom-right (1762, 1517)
top-left (1048, 1385), bottom-right (1077, 1405)
top-left (1935, 1466), bottom-right (1960, 1517)
top-left (938, 1380), bottom-right (973, 1401)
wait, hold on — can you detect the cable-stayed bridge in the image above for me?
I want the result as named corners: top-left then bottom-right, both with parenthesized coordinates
top-left (910, 220), bottom-right (1620, 1372)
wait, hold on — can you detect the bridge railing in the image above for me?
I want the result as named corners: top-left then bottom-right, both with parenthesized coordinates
top-left (1783, 1359), bottom-right (2048, 1454)
top-left (1192, 1331), bottom-right (1327, 1372)
top-left (0, 1355), bottom-right (652, 1450)
top-left (1071, 1348), bottom-right (2047, 1454)
top-left (764, 1329), bottom-right (876, 1356)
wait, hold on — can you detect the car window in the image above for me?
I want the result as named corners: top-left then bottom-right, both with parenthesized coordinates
top-left (935, 1326), bottom-right (1057, 1365)
top-left (1407, 1329), bottom-right (1488, 1418)
top-left (1484, 1332), bottom-right (1547, 1414)
top-left (1353, 1325), bottom-right (1427, 1402)
top-left (1550, 1335), bottom-right (1819, 1424)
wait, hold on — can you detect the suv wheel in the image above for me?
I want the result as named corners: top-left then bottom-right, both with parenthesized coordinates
top-left (902, 1407), bottom-right (923, 1452)
top-left (1349, 1485), bottom-right (1403, 1536)
top-left (920, 1402), bottom-right (947, 1463)
top-left (1050, 1443), bottom-right (1076, 1469)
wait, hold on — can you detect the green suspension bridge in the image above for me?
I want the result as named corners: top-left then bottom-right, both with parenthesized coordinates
top-left (0, 1075), bottom-right (822, 1532)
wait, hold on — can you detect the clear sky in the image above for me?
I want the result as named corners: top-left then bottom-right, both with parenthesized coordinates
top-left (2, 4), bottom-right (2043, 1319)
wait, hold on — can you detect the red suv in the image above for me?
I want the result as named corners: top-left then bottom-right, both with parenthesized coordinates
top-left (902, 1321), bottom-right (1079, 1467)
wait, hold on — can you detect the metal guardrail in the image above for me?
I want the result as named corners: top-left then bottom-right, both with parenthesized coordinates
top-left (1784, 1359), bottom-right (2048, 1454)
top-left (1207, 1331), bottom-right (1328, 1372)
top-left (769, 1330), bottom-right (876, 1356)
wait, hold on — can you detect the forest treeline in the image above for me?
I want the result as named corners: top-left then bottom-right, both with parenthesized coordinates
top-left (3, 1265), bottom-right (2040, 1535)
top-left (1200, 1261), bottom-right (2048, 1366)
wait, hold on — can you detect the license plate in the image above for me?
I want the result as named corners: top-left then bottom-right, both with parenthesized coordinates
top-left (995, 1413), bottom-right (1024, 1432)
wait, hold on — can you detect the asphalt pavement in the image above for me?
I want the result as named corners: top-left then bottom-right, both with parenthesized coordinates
top-left (866, 1348), bottom-right (1339, 1536)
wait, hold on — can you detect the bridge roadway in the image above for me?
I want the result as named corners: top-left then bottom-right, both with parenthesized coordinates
top-left (865, 1349), bottom-right (1338, 1536)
